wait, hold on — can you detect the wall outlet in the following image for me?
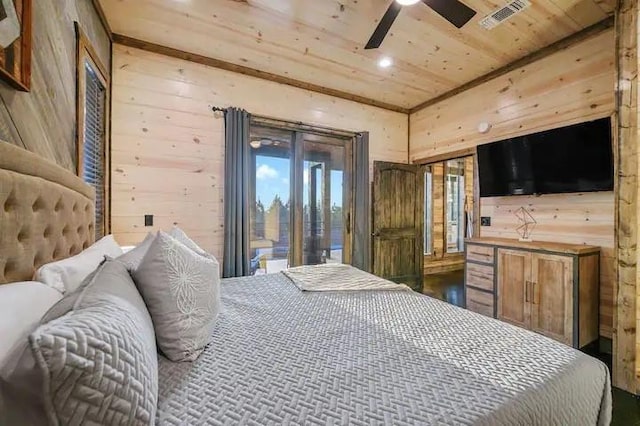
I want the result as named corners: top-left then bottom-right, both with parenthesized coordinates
top-left (144, 214), bottom-right (154, 227)
top-left (481, 216), bottom-right (491, 226)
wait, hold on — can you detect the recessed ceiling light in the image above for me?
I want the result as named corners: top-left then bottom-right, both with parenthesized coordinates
top-left (378, 57), bottom-right (393, 68)
top-left (396, 0), bottom-right (420, 5)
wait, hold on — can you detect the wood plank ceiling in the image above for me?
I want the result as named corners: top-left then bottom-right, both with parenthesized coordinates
top-left (99, 0), bottom-right (616, 110)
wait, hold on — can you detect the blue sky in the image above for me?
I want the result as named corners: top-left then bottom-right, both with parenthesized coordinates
top-left (255, 155), bottom-right (343, 208)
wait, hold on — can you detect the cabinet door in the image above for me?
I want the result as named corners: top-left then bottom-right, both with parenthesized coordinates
top-left (497, 249), bottom-right (530, 329)
top-left (530, 253), bottom-right (573, 345)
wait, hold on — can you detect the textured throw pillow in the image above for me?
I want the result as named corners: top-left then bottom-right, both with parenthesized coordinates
top-left (25, 260), bottom-right (157, 425)
top-left (0, 270), bottom-right (106, 426)
top-left (34, 234), bottom-right (123, 293)
top-left (115, 232), bottom-right (155, 272)
top-left (133, 231), bottom-right (220, 362)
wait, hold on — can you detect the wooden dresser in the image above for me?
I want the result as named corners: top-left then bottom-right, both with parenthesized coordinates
top-left (464, 237), bottom-right (600, 348)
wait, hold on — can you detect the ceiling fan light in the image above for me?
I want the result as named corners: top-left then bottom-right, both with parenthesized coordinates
top-left (378, 57), bottom-right (393, 68)
top-left (396, 0), bottom-right (420, 5)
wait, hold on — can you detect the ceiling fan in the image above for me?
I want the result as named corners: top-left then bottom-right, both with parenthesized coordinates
top-left (365, 0), bottom-right (477, 50)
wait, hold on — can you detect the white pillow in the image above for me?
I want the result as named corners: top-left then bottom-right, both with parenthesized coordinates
top-left (0, 281), bottom-right (62, 367)
top-left (33, 235), bottom-right (123, 293)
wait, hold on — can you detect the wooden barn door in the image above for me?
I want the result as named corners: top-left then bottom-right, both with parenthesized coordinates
top-left (372, 161), bottom-right (424, 292)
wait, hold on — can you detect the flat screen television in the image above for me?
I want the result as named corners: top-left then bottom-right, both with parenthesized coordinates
top-left (477, 118), bottom-right (613, 197)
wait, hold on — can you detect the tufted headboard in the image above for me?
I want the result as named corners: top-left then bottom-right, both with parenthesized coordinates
top-left (0, 142), bottom-right (95, 284)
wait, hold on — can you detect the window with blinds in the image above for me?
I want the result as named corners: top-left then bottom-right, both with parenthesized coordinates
top-left (76, 24), bottom-right (109, 241)
top-left (81, 63), bottom-right (107, 240)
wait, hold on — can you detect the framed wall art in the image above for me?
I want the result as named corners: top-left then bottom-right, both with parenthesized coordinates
top-left (0, 0), bottom-right (31, 91)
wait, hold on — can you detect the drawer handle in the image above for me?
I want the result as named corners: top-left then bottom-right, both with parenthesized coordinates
top-left (523, 281), bottom-right (538, 304)
top-left (470, 252), bottom-right (491, 258)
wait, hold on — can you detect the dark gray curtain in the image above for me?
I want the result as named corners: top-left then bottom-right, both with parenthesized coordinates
top-left (352, 132), bottom-right (370, 272)
top-left (223, 108), bottom-right (251, 277)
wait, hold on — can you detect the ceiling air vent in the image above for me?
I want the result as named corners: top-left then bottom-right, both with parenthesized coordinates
top-left (479, 0), bottom-right (531, 30)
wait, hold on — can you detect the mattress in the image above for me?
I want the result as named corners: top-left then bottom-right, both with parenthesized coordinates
top-left (156, 273), bottom-right (611, 425)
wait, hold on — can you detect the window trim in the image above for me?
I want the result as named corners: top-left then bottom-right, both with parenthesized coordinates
top-left (421, 155), bottom-right (476, 262)
top-left (444, 158), bottom-right (466, 254)
top-left (75, 22), bottom-right (110, 237)
top-left (423, 165), bottom-right (433, 255)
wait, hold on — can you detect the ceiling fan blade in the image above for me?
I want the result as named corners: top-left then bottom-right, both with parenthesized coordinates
top-left (365, 2), bottom-right (402, 50)
top-left (422, 0), bottom-right (477, 28)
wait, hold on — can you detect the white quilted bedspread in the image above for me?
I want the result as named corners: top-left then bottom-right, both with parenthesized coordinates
top-left (156, 273), bottom-right (611, 425)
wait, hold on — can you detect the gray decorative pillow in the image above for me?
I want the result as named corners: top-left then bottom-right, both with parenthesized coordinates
top-left (28, 260), bottom-right (158, 425)
top-left (133, 231), bottom-right (220, 362)
top-left (115, 232), bottom-right (155, 272)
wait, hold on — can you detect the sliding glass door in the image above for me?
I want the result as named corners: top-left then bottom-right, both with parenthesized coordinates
top-left (249, 126), bottom-right (352, 274)
top-left (248, 126), bottom-right (293, 275)
top-left (300, 134), bottom-right (351, 266)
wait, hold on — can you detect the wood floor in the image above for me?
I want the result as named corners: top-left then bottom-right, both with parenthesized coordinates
top-left (422, 270), bottom-right (464, 306)
top-left (612, 388), bottom-right (640, 425)
top-left (422, 270), bottom-right (640, 424)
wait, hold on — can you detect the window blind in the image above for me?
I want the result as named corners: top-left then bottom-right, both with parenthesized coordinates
top-left (82, 62), bottom-right (107, 241)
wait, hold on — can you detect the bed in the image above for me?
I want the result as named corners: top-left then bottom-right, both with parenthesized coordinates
top-left (156, 272), bottom-right (611, 425)
top-left (0, 141), bottom-right (612, 425)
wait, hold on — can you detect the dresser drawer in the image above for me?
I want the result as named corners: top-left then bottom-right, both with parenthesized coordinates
top-left (466, 288), bottom-right (494, 318)
top-left (466, 262), bottom-right (494, 292)
top-left (466, 244), bottom-right (494, 264)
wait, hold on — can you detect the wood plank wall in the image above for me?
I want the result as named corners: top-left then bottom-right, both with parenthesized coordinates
top-left (0, 0), bottom-right (110, 171)
top-left (615, 0), bottom-right (639, 394)
top-left (634, 1), bottom-right (640, 396)
top-left (633, 0), bottom-right (640, 394)
top-left (409, 30), bottom-right (614, 160)
top-left (431, 163), bottom-right (445, 260)
top-left (409, 29), bottom-right (616, 339)
top-left (110, 44), bottom-right (408, 259)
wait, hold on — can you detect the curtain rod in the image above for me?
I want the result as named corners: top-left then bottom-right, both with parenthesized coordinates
top-left (252, 115), bottom-right (361, 139)
top-left (211, 106), bottom-right (362, 138)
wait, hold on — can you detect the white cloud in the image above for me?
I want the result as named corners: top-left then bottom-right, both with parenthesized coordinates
top-left (256, 164), bottom-right (278, 180)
